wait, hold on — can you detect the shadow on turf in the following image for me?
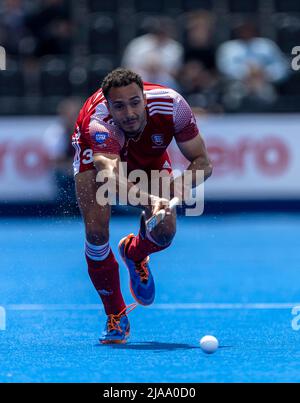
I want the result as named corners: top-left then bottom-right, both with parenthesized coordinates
top-left (97, 341), bottom-right (200, 351)
top-left (97, 342), bottom-right (232, 352)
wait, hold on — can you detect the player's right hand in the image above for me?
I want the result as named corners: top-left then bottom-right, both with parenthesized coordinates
top-left (147, 196), bottom-right (171, 217)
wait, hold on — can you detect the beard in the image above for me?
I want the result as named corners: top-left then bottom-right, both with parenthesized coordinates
top-left (123, 113), bottom-right (147, 138)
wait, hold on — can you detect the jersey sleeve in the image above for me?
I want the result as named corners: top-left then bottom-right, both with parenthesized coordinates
top-left (89, 118), bottom-right (125, 156)
top-left (71, 101), bottom-right (86, 141)
top-left (173, 93), bottom-right (199, 143)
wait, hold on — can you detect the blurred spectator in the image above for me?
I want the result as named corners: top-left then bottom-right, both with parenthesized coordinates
top-left (0, 0), bottom-right (27, 55)
top-left (37, 18), bottom-right (73, 56)
top-left (43, 97), bottom-right (82, 211)
top-left (1, 2), bottom-right (298, 115)
top-left (122, 17), bottom-right (183, 89)
top-left (26, 0), bottom-right (73, 57)
top-left (222, 65), bottom-right (278, 112)
top-left (22, 55), bottom-right (40, 96)
top-left (179, 10), bottom-right (223, 112)
top-left (217, 21), bottom-right (288, 82)
top-left (179, 60), bottom-right (224, 113)
top-left (216, 21), bottom-right (289, 111)
top-left (183, 10), bottom-right (216, 71)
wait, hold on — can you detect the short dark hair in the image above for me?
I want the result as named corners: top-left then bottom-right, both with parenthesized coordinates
top-left (101, 68), bottom-right (144, 99)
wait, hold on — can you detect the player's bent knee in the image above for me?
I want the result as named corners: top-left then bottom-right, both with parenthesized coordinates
top-left (163, 227), bottom-right (176, 245)
top-left (82, 210), bottom-right (110, 244)
top-left (151, 222), bottom-right (176, 247)
top-left (156, 212), bottom-right (176, 246)
top-left (151, 230), bottom-right (176, 247)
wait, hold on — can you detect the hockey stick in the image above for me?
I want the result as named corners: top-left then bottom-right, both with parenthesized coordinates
top-left (140, 197), bottom-right (180, 236)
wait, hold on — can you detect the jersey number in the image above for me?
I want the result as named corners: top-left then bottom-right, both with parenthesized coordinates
top-left (82, 149), bottom-right (93, 164)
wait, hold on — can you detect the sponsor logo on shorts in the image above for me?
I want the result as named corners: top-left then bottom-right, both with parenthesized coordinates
top-left (95, 132), bottom-right (109, 144)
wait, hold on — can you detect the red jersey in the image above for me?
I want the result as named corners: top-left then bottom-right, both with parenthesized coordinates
top-left (72, 82), bottom-right (199, 176)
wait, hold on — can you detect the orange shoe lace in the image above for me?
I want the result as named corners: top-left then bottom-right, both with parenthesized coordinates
top-left (125, 234), bottom-right (150, 283)
top-left (124, 234), bottom-right (149, 283)
top-left (135, 257), bottom-right (150, 283)
top-left (107, 303), bottom-right (137, 333)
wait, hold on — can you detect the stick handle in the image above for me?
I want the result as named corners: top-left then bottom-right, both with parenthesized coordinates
top-left (145, 197), bottom-right (180, 232)
top-left (169, 196), bottom-right (180, 210)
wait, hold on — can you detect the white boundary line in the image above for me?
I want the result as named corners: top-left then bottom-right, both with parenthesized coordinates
top-left (3, 303), bottom-right (300, 311)
top-left (0, 306), bottom-right (6, 330)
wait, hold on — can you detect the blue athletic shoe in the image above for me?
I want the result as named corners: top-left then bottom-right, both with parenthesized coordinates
top-left (99, 304), bottom-right (136, 344)
top-left (118, 234), bottom-right (155, 306)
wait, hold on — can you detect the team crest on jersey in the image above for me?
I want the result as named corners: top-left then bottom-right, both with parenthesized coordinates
top-left (151, 134), bottom-right (164, 146)
top-left (95, 132), bottom-right (109, 144)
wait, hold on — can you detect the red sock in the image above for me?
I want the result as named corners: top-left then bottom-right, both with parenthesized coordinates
top-left (126, 232), bottom-right (170, 262)
top-left (86, 250), bottom-right (126, 315)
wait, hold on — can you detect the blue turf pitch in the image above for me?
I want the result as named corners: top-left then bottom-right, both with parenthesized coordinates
top-left (0, 213), bottom-right (300, 382)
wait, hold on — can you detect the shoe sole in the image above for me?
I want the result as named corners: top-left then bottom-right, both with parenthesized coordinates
top-left (118, 236), bottom-right (152, 306)
top-left (100, 339), bottom-right (128, 345)
top-left (99, 329), bottom-right (130, 345)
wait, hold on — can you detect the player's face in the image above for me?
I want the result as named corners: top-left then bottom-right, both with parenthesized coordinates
top-left (107, 83), bottom-right (147, 137)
